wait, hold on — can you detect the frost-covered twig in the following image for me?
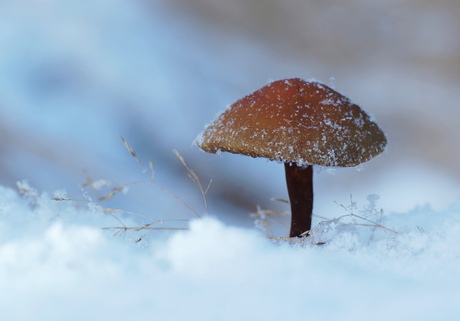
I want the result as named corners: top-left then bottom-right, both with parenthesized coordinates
top-left (250, 199), bottom-right (289, 236)
top-left (50, 137), bottom-right (210, 241)
top-left (334, 195), bottom-right (397, 234)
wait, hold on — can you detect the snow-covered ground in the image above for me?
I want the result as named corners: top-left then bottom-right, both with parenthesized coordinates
top-left (1, 0), bottom-right (460, 319)
top-left (1, 183), bottom-right (459, 320)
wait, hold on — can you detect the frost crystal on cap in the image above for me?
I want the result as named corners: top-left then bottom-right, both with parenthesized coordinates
top-left (196, 78), bottom-right (387, 167)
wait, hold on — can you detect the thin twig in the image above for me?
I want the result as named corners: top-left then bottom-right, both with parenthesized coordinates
top-left (120, 135), bottom-right (144, 170)
top-left (173, 149), bottom-right (211, 215)
top-left (102, 226), bottom-right (189, 231)
top-left (119, 136), bottom-right (202, 218)
top-left (333, 199), bottom-right (397, 234)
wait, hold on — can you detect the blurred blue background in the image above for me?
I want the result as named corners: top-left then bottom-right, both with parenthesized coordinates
top-left (1, 0), bottom-right (460, 234)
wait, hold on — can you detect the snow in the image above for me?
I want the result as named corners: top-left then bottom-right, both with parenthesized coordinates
top-left (0, 183), bottom-right (460, 320)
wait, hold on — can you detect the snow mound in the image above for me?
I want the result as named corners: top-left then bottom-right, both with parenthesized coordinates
top-left (0, 184), bottom-right (459, 320)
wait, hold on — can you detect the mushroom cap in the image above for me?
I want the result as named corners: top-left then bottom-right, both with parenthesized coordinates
top-left (196, 78), bottom-right (387, 167)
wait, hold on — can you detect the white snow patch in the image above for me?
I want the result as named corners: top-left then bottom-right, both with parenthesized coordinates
top-left (0, 183), bottom-right (460, 320)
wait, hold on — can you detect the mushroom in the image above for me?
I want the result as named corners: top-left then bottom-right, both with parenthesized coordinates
top-left (195, 78), bottom-right (387, 237)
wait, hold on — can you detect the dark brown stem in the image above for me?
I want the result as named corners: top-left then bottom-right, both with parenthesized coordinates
top-left (284, 163), bottom-right (313, 237)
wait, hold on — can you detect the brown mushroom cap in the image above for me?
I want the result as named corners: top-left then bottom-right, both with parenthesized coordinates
top-left (196, 78), bottom-right (387, 167)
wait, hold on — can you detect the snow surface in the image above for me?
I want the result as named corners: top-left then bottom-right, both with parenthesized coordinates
top-left (1, 183), bottom-right (460, 321)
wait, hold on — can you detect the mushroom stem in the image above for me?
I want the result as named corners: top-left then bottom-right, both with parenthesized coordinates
top-left (284, 163), bottom-right (313, 237)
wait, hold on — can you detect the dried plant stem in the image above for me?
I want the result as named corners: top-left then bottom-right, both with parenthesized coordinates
top-left (102, 227), bottom-right (189, 231)
top-left (335, 200), bottom-right (397, 234)
top-left (250, 205), bottom-right (289, 236)
top-left (52, 194), bottom-right (90, 202)
top-left (57, 137), bottom-right (213, 238)
top-left (104, 208), bottom-right (190, 224)
top-left (148, 180), bottom-right (202, 218)
top-left (340, 217), bottom-right (397, 234)
top-left (120, 136), bottom-right (204, 218)
top-left (173, 149), bottom-right (211, 215)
